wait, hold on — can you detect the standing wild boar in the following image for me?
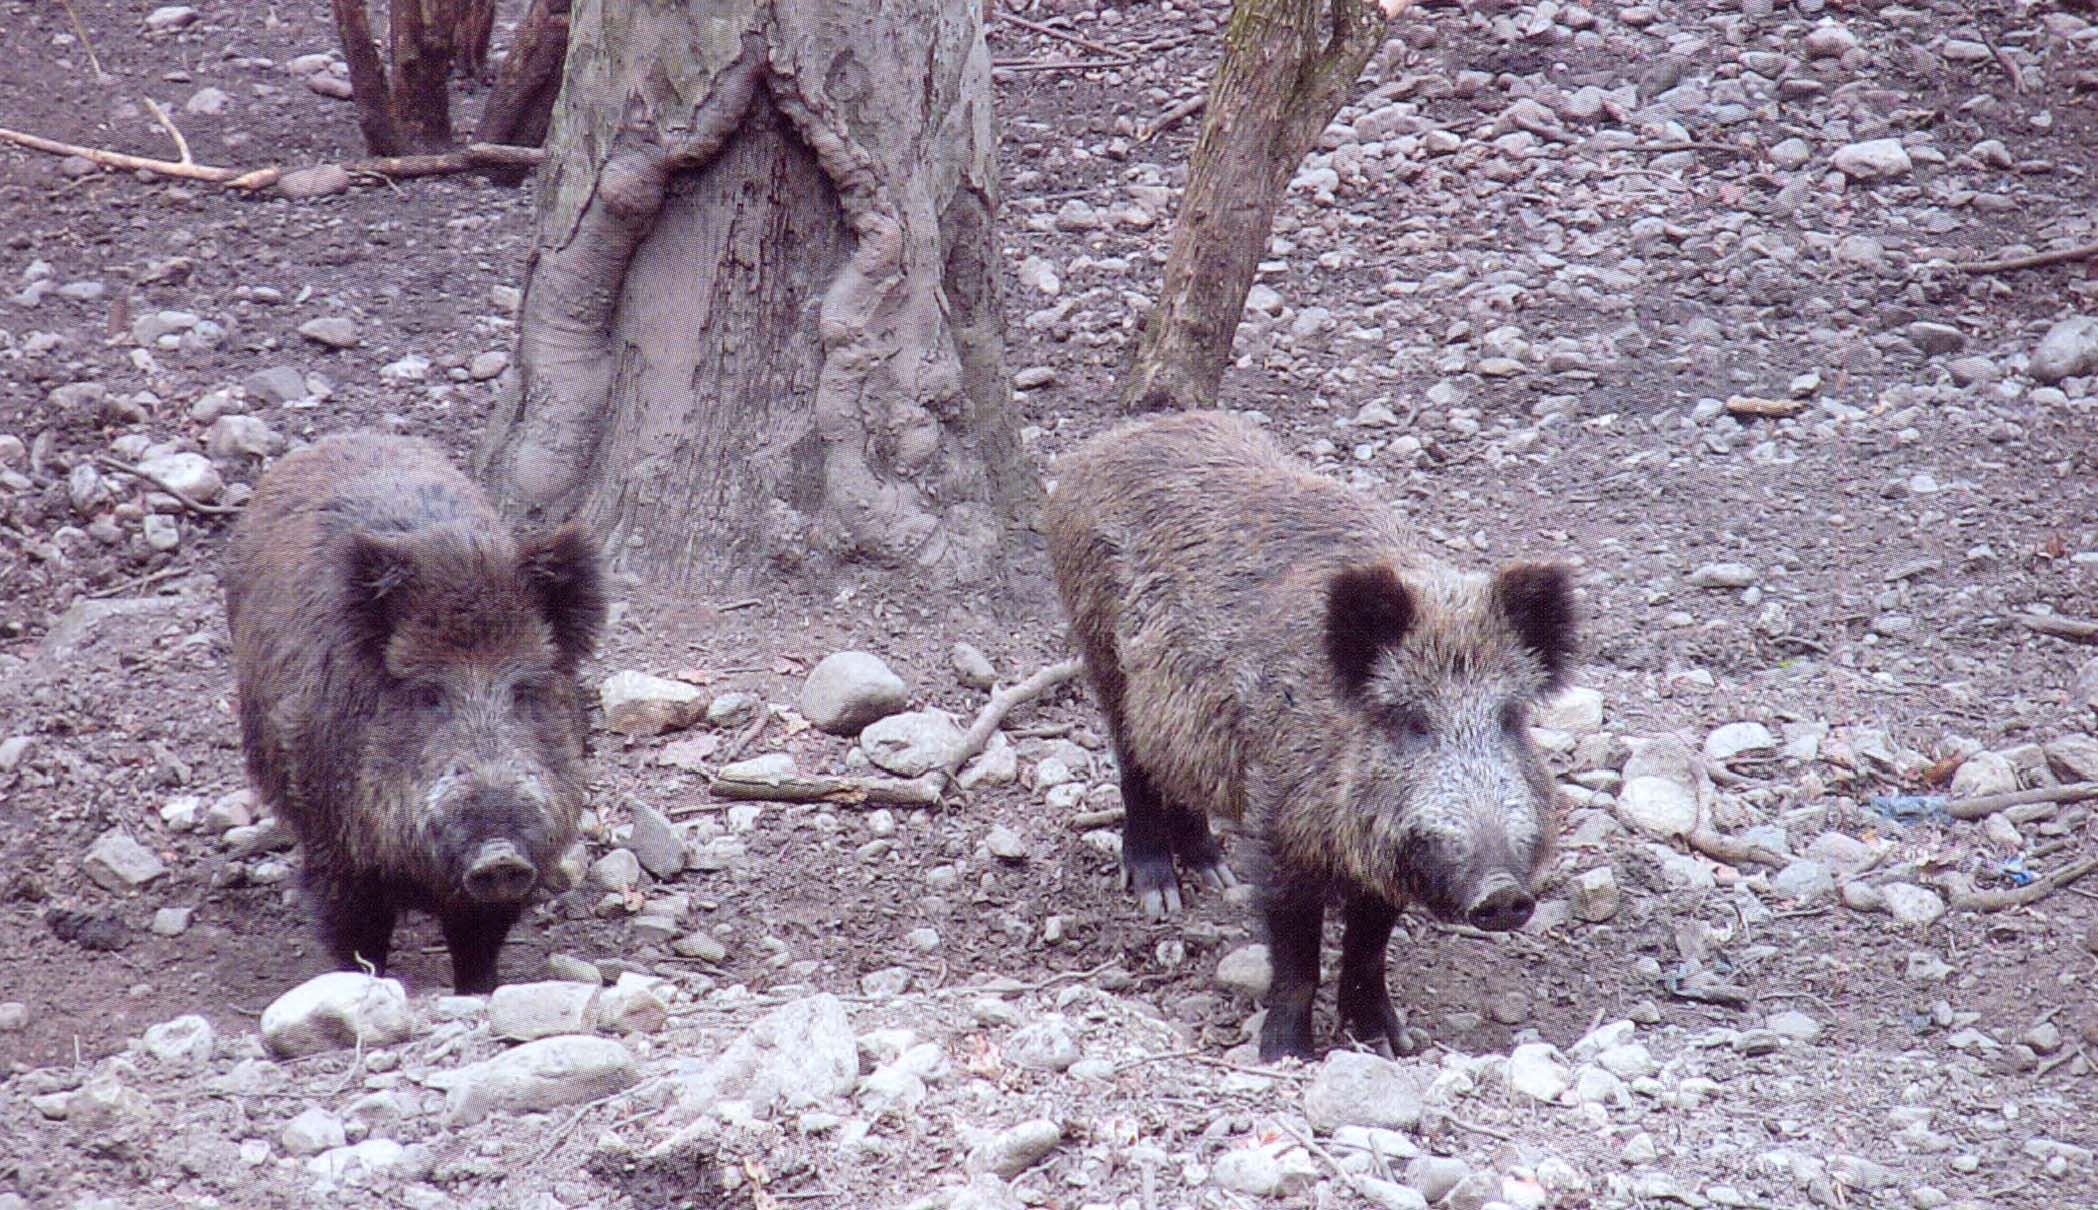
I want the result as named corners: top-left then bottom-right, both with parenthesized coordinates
top-left (226, 433), bottom-right (605, 993)
top-left (1045, 411), bottom-right (1574, 1060)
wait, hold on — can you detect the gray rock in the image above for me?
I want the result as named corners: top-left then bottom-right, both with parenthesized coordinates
top-left (860, 709), bottom-right (964, 777)
top-left (1355, 1179), bottom-right (1430, 1210)
top-left (599, 670), bottom-right (706, 737)
top-left (0, 1001), bottom-right (29, 1030)
top-left (589, 848), bottom-right (643, 893)
top-left (1006, 1016), bottom-right (1081, 1072)
top-left (1617, 776), bottom-right (1698, 838)
top-left (705, 690), bottom-right (764, 729)
top-left (1831, 138), bottom-right (1912, 181)
top-left (1404, 1156), bottom-right (1471, 1203)
top-left (950, 641), bottom-right (998, 690)
top-left (1950, 751), bottom-right (2018, 798)
top-left (2042, 734), bottom-right (2098, 783)
top-left (1770, 860), bottom-right (1835, 903)
top-left (488, 981), bottom-right (600, 1041)
top-left (671, 930), bottom-right (727, 962)
top-left (676, 994), bottom-right (859, 1118)
top-left (596, 972), bottom-right (670, 1034)
top-left (1880, 883), bottom-right (1946, 926)
top-left (2032, 316), bottom-right (2098, 384)
top-left (1211, 1144), bottom-right (1315, 1196)
top-left (136, 451), bottom-right (223, 502)
top-left (984, 824), bottom-right (1030, 861)
top-left (276, 164), bottom-right (353, 199)
top-left (944, 1174), bottom-right (1028, 1210)
top-left (1688, 562), bottom-right (1758, 588)
top-left (83, 829), bottom-right (166, 890)
top-left (801, 651), bottom-right (908, 734)
top-left (260, 973), bottom-right (413, 1058)
top-left (966, 1118), bottom-right (1062, 1178)
top-left (1507, 1042), bottom-right (1572, 1102)
top-left (1766, 1010), bottom-right (1823, 1042)
top-left (184, 87), bottom-right (230, 115)
top-left (150, 906), bottom-right (192, 936)
top-left (139, 1014), bottom-right (214, 1064)
top-left (206, 414), bottom-right (282, 460)
top-left (145, 6), bottom-right (200, 31)
top-left (244, 366), bottom-right (310, 403)
top-left (1705, 721), bottom-right (1776, 761)
top-left (1536, 686), bottom-right (1604, 734)
top-left (1304, 1051), bottom-right (1426, 1131)
top-left (1906, 322), bottom-right (1965, 355)
top-left (443, 1034), bottom-right (639, 1125)
top-left (1215, 944), bottom-right (1272, 997)
top-left (623, 803), bottom-right (687, 879)
top-left (281, 1106), bottom-right (347, 1156)
top-left (468, 351), bottom-right (509, 381)
top-left (297, 316), bottom-right (360, 348)
top-left (1573, 867), bottom-right (1620, 921)
top-left (958, 733), bottom-right (1019, 789)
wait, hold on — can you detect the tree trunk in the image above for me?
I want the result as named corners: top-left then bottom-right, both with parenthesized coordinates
top-left (1120, 0), bottom-right (1398, 413)
top-left (388, 0), bottom-right (458, 152)
top-left (478, 0), bottom-right (1039, 594)
top-left (331, 0), bottom-right (401, 156)
top-left (472, 0), bottom-right (570, 168)
top-left (453, 0), bottom-right (499, 79)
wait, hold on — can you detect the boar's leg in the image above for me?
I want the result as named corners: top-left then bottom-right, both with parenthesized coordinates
top-left (1113, 747), bottom-right (1188, 920)
top-left (1337, 893), bottom-right (1424, 1057)
top-left (1164, 806), bottom-right (1236, 890)
top-left (1256, 876), bottom-right (1327, 1061)
top-left (314, 873), bottom-right (398, 976)
top-left (440, 901), bottom-right (523, 994)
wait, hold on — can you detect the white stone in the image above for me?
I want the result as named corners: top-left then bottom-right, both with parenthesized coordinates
top-left (2031, 316), bottom-right (2098, 384)
top-left (82, 829), bottom-right (166, 890)
top-left (261, 973), bottom-right (413, 1058)
top-left (1617, 777), bottom-right (1698, 837)
top-left (281, 1106), bottom-right (347, 1156)
top-left (675, 994), bottom-right (859, 1118)
top-left (304, 1138), bottom-right (407, 1184)
top-left (1536, 686), bottom-right (1604, 734)
top-left (140, 1014), bottom-right (215, 1064)
top-left (1880, 883), bottom-right (1946, 926)
top-left (598, 670), bottom-right (705, 737)
top-left (1687, 562), bottom-right (1758, 588)
top-left (1950, 751), bottom-right (2018, 798)
top-left (1831, 138), bottom-right (1912, 181)
top-left (1573, 867), bottom-right (1619, 921)
top-left (443, 1035), bottom-right (638, 1125)
top-left (1211, 1144), bottom-right (1316, 1196)
top-left (589, 848), bottom-right (643, 893)
top-left (1215, 944), bottom-right (1272, 997)
top-left (1506, 1042), bottom-right (1572, 1102)
top-left (966, 1118), bottom-right (1063, 1178)
top-left (1304, 1051), bottom-right (1426, 1131)
top-left (801, 651), bottom-right (908, 734)
top-left (488, 981), bottom-right (600, 1041)
top-left (1704, 721), bottom-right (1776, 761)
top-left (622, 803), bottom-right (687, 878)
top-left (1005, 1016), bottom-right (1081, 1072)
top-left (596, 972), bottom-right (671, 1034)
top-left (859, 709), bottom-right (964, 776)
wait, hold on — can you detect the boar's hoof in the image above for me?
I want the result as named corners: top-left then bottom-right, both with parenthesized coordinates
top-left (1190, 859), bottom-right (1239, 891)
top-left (1122, 854), bottom-right (1184, 920)
top-left (1257, 1001), bottom-right (1318, 1063)
top-left (1464, 883), bottom-right (1536, 933)
top-left (464, 841), bottom-right (538, 903)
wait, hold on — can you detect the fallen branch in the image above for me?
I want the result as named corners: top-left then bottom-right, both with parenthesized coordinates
top-left (0, 123), bottom-right (543, 192)
top-left (1936, 855), bottom-right (2098, 912)
top-left (944, 658), bottom-right (1084, 776)
top-left (1953, 241), bottom-right (2098, 275)
top-left (143, 98), bottom-right (193, 166)
top-left (999, 11), bottom-right (1132, 61)
top-left (709, 767), bottom-right (941, 808)
top-left (1138, 94), bottom-right (1206, 143)
top-left (91, 456), bottom-right (242, 516)
top-left (2016, 612), bottom-right (2098, 644)
top-left (1687, 826), bottom-right (1788, 870)
top-left (1946, 782), bottom-right (2098, 822)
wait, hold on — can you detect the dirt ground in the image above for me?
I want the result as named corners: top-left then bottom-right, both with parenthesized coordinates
top-left (3, 1), bottom-right (2097, 1208)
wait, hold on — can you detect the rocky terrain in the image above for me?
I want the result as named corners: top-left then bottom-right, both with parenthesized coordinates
top-left (4, 0), bottom-right (2098, 1208)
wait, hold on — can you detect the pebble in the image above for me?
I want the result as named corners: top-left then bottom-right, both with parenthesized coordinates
top-left (1537, 686), bottom-right (1604, 733)
top-left (859, 709), bottom-right (964, 776)
top-left (296, 316), bottom-right (360, 348)
top-left (958, 733), bottom-right (1018, 788)
top-left (1005, 1016), bottom-right (1081, 1071)
top-left (1769, 860), bottom-right (1835, 903)
top-left (184, 87), bottom-right (230, 115)
top-left (801, 651), bottom-right (909, 734)
top-left (966, 1118), bottom-right (1062, 1178)
top-left (2031, 316), bottom-right (2098, 384)
top-left (276, 164), bottom-right (353, 198)
top-left (950, 641), bottom-right (997, 690)
top-left (1949, 751), bottom-right (2018, 797)
top-left (150, 906), bottom-right (192, 936)
top-left (590, 848), bottom-right (643, 893)
top-left (1687, 562), bottom-right (1758, 589)
top-left (1405, 1156), bottom-right (1472, 1203)
top-left (622, 802), bottom-right (687, 878)
top-left (1506, 1043), bottom-right (1573, 1102)
top-left (281, 1106), bottom-right (347, 1157)
top-left (1215, 944), bottom-right (1272, 997)
top-left (136, 451), bottom-right (223, 502)
top-left (1305, 1050), bottom-right (1426, 1130)
top-left (1573, 868), bottom-right (1620, 921)
top-left (1766, 1010), bottom-right (1823, 1042)
top-left (1211, 1144), bottom-right (1316, 1196)
top-left (705, 690), bottom-right (764, 729)
top-left (599, 670), bottom-right (706, 736)
top-left (675, 994), bottom-right (859, 1116)
top-left (1879, 883), bottom-right (1947, 926)
top-left (1831, 138), bottom-right (1913, 182)
top-left (1704, 721), bottom-right (1775, 761)
top-left (468, 350), bottom-right (509, 380)
top-left (1616, 776), bottom-right (1697, 838)
top-left (488, 980), bottom-right (600, 1041)
top-left (443, 1034), bottom-right (639, 1125)
top-left (139, 1014), bottom-right (215, 1065)
top-left (984, 824), bottom-right (1029, 861)
top-left (145, 6), bottom-right (200, 31)
top-left (2042, 734), bottom-right (2098, 782)
top-left (260, 972), bottom-right (413, 1058)
top-left (82, 829), bottom-right (167, 890)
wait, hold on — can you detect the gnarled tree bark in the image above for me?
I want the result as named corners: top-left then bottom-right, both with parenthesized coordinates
top-left (1120, 0), bottom-right (1403, 413)
top-left (478, 1), bottom-right (1038, 594)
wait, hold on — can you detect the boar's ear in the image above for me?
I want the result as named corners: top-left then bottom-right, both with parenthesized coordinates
top-left (342, 531), bottom-right (419, 660)
top-left (1493, 562), bottom-right (1576, 689)
top-left (519, 524), bottom-right (606, 663)
top-left (1325, 565), bottom-right (1416, 698)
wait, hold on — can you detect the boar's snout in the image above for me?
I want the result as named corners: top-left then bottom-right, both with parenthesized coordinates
top-left (1463, 876), bottom-right (1535, 932)
top-left (463, 839), bottom-right (538, 903)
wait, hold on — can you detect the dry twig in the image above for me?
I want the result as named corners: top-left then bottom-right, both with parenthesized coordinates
top-left (91, 455), bottom-right (241, 516)
top-left (143, 98), bottom-right (193, 165)
top-left (709, 767), bottom-right (942, 808)
top-left (1945, 781), bottom-right (2098, 822)
top-left (1953, 241), bottom-right (2098, 274)
top-left (1000, 10), bottom-right (1132, 61)
top-left (1936, 855), bottom-right (2098, 912)
top-left (944, 658), bottom-right (1084, 776)
top-left (0, 123), bottom-right (543, 192)
top-left (60, 0), bottom-right (108, 80)
top-left (2016, 612), bottom-right (2098, 644)
top-left (1138, 95), bottom-right (1206, 143)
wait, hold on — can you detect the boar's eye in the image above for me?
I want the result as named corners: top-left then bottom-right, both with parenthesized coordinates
top-left (511, 679), bottom-right (549, 711)
top-left (1393, 708), bottom-right (1433, 742)
top-left (411, 682), bottom-right (447, 715)
top-left (1499, 701), bottom-right (1526, 733)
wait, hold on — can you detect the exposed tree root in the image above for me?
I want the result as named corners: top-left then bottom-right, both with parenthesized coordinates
top-left (91, 456), bottom-right (241, 516)
top-left (1936, 855), bottom-right (2098, 912)
top-left (0, 123), bottom-right (544, 193)
top-left (945, 659), bottom-right (1085, 777)
top-left (1946, 781), bottom-right (2098, 822)
top-left (2016, 613), bottom-right (2098, 643)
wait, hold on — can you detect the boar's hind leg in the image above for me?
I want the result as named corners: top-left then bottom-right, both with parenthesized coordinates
top-left (440, 902), bottom-right (523, 995)
top-left (1337, 893), bottom-right (1425, 1057)
top-left (314, 873), bottom-right (397, 976)
top-left (1256, 876), bottom-right (1326, 1061)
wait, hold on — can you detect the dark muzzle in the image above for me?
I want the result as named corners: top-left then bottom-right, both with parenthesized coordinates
top-left (1463, 876), bottom-right (1536, 932)
top-left (462, 839), bottom-right (538, 903)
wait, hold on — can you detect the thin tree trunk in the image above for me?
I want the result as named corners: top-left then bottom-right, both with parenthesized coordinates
top-left (479, 1), bottom-right (1038, 594)
top-left (331, 0), bottom-right (401, 156)
top-left (473, 0), bottom-right (570, 164)
top-left (454, 0), bottom-right (500, 79)
top-left (1120, 0), bottom-right (1398, 413)
top-left (388, 0), bottom-right (457, 152)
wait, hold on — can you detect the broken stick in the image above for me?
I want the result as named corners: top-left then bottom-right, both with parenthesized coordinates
top-left (1946, 781), bottom-right (2098, 822)
top-left (709, 768), bottom-right (942, 808)
top-left (944, 658), bottom-right (1084, 776)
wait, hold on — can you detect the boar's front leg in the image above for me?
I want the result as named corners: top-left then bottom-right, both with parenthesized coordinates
top-left (440, 902), bottom-right (523, 994)
top-left (1164, 805), bottom-right (1237, 892)
top-left (313, 871), bottom-right (397, 976)
top-left (1337, 892), bottom-right (1425, 1057)
top-left (1257, 874), bottom-right (1326, 1061)
top-left (1114, 751), bottom-right (1188, 920)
